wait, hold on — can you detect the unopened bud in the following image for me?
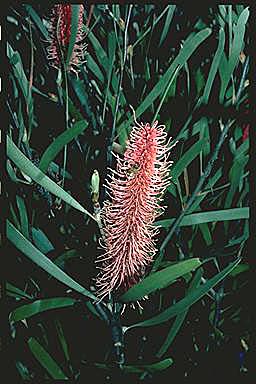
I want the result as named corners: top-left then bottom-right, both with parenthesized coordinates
top-left (91, 169), bottom-right (100, 203)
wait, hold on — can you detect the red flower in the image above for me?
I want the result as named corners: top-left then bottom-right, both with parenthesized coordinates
top-left (95, 121), bottom-right (173, 299)
top-left (47, 4), bottom-right (86, 73)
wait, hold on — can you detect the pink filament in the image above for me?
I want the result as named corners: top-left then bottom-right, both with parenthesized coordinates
top-left (95, 121), bottom-right (173, 299)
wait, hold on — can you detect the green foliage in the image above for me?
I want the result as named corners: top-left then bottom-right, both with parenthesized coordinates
top-left (126, 258), bottom-right (241, 329)
top-left (39, 120), bottom-right (88, 173)
top-left (7, 221), bottom-right (98, 301)
top-left (28, 338), bottom-right (68, 379)
top-left (120, 258), bottom-right (201, 302)
top-left (6, 4), bottom-right (250, 381)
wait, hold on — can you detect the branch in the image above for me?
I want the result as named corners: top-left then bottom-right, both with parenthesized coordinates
top-left (235, 56), bottom-right (249, 103)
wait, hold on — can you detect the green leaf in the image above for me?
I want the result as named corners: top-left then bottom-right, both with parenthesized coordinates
top-left (230, 263), bottom-right (249, 277)
top-left (219, 7), bottom-right (249, 102)
top-left (16, 196), bottom-right (29, 239)
top-left (86, 27), bottom-right (123, 107)
top-left (86, 28), bottom-right (109, 74)
top-left (186, 168), bottom-right (223, 213)
top-left (49, 161), bottom-right (72, 180)
top-left (7, 43), bottom-right (29, 99)
top-left (156, 268), bottom-right (202, 357)
top-left (159, 6), bottom-right (176, 46)
top-left (133, 6), bottom-right (173, 49)
top-left (9, 297), bottom-right (76, 323)
top-left (39, 120), bottom-right (88, 173)
top-left (24, 5), bottom-right (49, 39)
top-left (118, 28), bottom-right (211, 133)
top-left (86, 55), bottom-right (105, 83)
top-left (126, 258), bottom-right (240, 329)
top-left (6, 282), bottom-right (33, 300)
top-left (95, 358), bottom-right (173, 374)
top-left (32, 227), bottom-right (54, 254)
top-left (202, 27), bottom-right (225, 103)
top-left (195, 67), bottom-right (205, 96)
top-left (10, 203), bottom-right (21, 231)
top-left (152, 65), bottom-right (181, 122)
top-left (7, 136), bottom-right (95, 221)
top-left (156, 207), bottom-right (249, 228)
top-left (168, 136), bottom-right (208, 195)
top-left (175, 118), bottom-right (207, 142)
top-left (199, 223), bottom-right (213, 245)
top-left (7, 221), bottom-right (98, 301)
top-left (102, 31), bottom-right (117, 121)
top-left (235, 139), bottom-right (249, 159)
top-left (55, 320), bottom-right (70, 362)
top-left (15, 361), bottom-right (31, 379)
top-left (7, 159), bottom-right (22, 183)
top-left (120, 258), bottom-right (201, 302)
top-left (171, 137), bottom-right (208, 184)
top-left (28, 337), bottom-right (68, 379)
top-left (54, 249), bottom-right (81, 269)
top-left (69, 75), bottom-right (94, 120)
top-left (224, 156), bottom-right (248, 208)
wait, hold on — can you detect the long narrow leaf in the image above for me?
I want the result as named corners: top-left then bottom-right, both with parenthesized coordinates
top-left (16, 195), bottom-right (29, 239)
top-left (156, 268), bottom-right (203, 357)
top-left (96, 358), bottom-right (173, 374)
top-left (32, 227), bottom-right (54, 254)
top-left (159, 6), bottom-right (176, 46)
top-left (28, 338), bottom-right (68, 379)
top-left (7, 136), bottom-right (95, 221)
top-left (126, 258), bottom-right (240, 329)
top-left (39, 120), bottom-right (88, 173)
top-left (202, 27), bottom-right (225, 103)
top-left (9, 298), bottom-right (76, 323)
top-left (120, 259), bottom-right (201, 302)
top-left (118, 28), bottom-right (211, 134)
top-left (156, 207), bottom-right (249, 228)
top-left (219, 7), bottom-right (249, 102)
top-left (7, 221), bottom-right (98, 301)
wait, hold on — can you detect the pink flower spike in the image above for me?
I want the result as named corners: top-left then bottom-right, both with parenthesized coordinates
top-left (95, 121), bottom-right (174, 299)
top-left (47, 4), bottom-right (86, 73)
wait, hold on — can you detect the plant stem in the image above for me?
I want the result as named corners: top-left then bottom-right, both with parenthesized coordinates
top-left (235, 56), bottom-right (249, 103)
top-left (27, 18), bottom-right (34, 142)
top-left (86, 5), bottom-right (94, 28)
top-left (61, 68), bottom-right (69, 189)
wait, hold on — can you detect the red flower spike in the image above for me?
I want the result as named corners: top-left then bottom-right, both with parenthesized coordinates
top-left (47, 4), bottom-right (86, 73)
top-left (95, 121), bottom-right (174, 299)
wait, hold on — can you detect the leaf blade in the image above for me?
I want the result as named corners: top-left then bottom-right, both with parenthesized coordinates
top-left (28, 337), bottom-right (68, 379)
top-left (9, 297), bottom-right (76, 323)
top-left (156, 207), bottom-right (249, 228)
top-left (38, 120), bottom-right (88, 173)
top-left (7, 136), bottom-right (95, 221)
top-left (127, 258), bottom-right (240, 328)
top-left (120, 258), bottom-right (201, 302)
top-left (7, 221), bottom-right (98, 301)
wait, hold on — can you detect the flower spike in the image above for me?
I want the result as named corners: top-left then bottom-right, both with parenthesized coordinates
top-left (47, 4), bottom-right (86, 74)
top-left (95, 120), bottom-right (174, 299)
